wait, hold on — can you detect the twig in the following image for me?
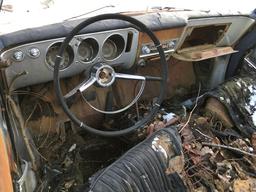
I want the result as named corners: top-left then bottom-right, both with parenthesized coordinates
top-left (179, 83), bottom-right (201, 133)
top-left (194, 128), bottom-right (213, 140)
top-left (202, 142), bottom-right (256, 157)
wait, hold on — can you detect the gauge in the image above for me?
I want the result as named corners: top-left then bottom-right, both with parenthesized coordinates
top-left (13, 50), bottom-right (24, 61)
top-left (28, 47), bottom-right (40, 58)
top-left (46, 43), bottom-right (74, 70)
top-left (78, 38), bottom-right (99, 63)
top-left (102, 34), bottom-right (125, 60)
top-left (102, 39), bottom-right (117, 60)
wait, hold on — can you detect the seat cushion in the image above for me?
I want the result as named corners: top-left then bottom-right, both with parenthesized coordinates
top-left (88, 127), bottom-right (187, 192)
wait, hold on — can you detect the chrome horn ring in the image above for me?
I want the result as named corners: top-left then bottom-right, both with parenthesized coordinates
top-left (64, 63), bottom-right (147, 114)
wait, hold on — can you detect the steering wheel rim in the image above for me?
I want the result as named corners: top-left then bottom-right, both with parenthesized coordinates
top-left (54, 13), bottom-right (168, 137)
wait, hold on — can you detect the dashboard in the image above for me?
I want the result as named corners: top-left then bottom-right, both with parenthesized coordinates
top-left (0, 14), bottom-right (255, 90)
top-left (0, 28), bottom-right (140, 89)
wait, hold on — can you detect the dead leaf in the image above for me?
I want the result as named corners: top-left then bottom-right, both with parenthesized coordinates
top-left (195, 117), bottom-right (209, 125)
top-left (180, 124), bottom-right (195, 144)
top-left (166, 155), bottom-right (184, 175)
top-left (201, 146), bottom-right (214, 156)
top-left (64, 179), bottom-right (75, 189)
top-left (233, 178), bottom-right (256, 192)
top-left (183, 144), bottom-right (202, 164)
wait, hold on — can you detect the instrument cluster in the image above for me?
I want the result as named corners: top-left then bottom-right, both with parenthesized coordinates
top-left (44, 33), bottom-right (127, 71)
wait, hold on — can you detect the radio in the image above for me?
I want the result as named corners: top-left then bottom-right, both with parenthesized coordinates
top-left (140, 39), bottom-right (178, 58)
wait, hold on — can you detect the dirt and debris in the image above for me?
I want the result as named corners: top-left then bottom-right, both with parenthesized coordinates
top-left (175, 95), bottom-right (256, 192)
top-left (177, 111), bottom-right (256, 191)
top-left (125, 75), bottom-right (256, 191)
top-left (141, 68), bottom-right (256, 191)
top-left (33, 87), bottom-right (256, 191)
top-left (233, 178), bottom-right (256, 192)
top-left (35, 128), bottom-right (130, 191)
top-left (26, 60), bottom-right (256, 191)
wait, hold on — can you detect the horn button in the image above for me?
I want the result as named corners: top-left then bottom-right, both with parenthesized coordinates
top-left (93, 64), bottom-right (116, 87)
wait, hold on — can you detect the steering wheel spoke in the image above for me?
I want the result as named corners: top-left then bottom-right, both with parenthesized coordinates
top-left (115, 73), bottom-right (162, 82)
top-left (64, 76), bottom-right (96, 99)
top-left (145, 76), bottom-right (162, 81)
top-left (115, 73), bottom-right (146, 81)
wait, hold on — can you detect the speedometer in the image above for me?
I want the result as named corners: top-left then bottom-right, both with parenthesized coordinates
top-left (46, 42), bottom-right (74, 70)
top-left (102, 39), bottom-right (117, 60)
top-left (102, 34), bottom-right (125, 60)
top-left (78, 38), bottom-right (99, 63)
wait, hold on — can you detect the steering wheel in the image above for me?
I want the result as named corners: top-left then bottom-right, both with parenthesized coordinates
top-left (54, 14), bottom-right (168, 137)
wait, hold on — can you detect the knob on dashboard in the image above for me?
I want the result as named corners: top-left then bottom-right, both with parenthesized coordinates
top-left (13, 50), bottom-right (24, 61)
top-left (29, 47), bottom-right (40, 58)
top-left (141, 45), bottom-right (151, 55)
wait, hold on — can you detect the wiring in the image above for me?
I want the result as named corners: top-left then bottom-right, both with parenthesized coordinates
top-left (179, 82), bottom-right (201, 133)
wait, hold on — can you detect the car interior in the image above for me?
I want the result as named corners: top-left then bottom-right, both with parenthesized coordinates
top-left (0, 6), bottom-right (256, 191)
